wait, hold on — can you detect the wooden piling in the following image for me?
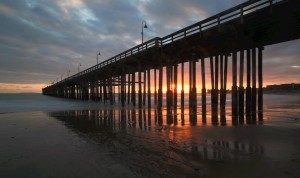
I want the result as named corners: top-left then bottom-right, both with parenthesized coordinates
top-left (232, 51), bottom-right (238, 124)
top-left (222, 55), bottom-right (228, 124)
top-left (258, 47), bottom-right (263, 121)
top-left (109, 77), bottom-right (113, 105)
top-left (100, 80), bottom-right (103, 102)
top-left (95, 79), bottom-right (99, 101)
top-left (154, 69), bottom-right (157, 105)
top-left (251, 48), bottom-right (257, 122)
top-left (181, 62), bottom-right (184, 110)
top-left (192, 60), bottom-right (197, 112)
top-left (174, 64), bottom-right (178, 112)
top-left (132, 72), bottom-right (136, 106)
top-left (138, 65), bottom-right (142, 108)
top-left (239, 50), bottom-right (245, 123)
top-left (127, 74), bottom-right (130, 104)
top-left (246, 49), bottom-right (251, 122)
top-left (158, 63), bottom-right (163, 109)
top-left (103, 79), bottom-right (107, 104)
top-left (210, 56), bottom-right (217, 124)
top-left (143, 71), bottom-right (146, 106)
top-left (166, 65), bottom-right (172, 111)
top-left (213, 55), bottom-right (219, 123)
top-left (220, 55), bottom-right (226, 123)
top-left (121, 71), bottom-right (125, 107)
top-left (147, 69), bottom-right (151, 108)
top-left (201, 58), bottom-right (206, 123)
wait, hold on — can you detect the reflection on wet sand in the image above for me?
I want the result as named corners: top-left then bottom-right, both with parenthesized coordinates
top-left (48, 108), bottom-right (267, 177)
top-left (50, 106), bottom-right (261, 129)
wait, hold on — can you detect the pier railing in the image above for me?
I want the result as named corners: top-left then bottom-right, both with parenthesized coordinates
top-left (161, 0), bottom-right (283, 45)
top-left (51, 0), bottom-right (283, 86)
top-left (56, 37), bottom-right (162, 85)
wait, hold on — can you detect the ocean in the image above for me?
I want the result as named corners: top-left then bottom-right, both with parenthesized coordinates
top-left (0, 93), bottom-right (300, 177)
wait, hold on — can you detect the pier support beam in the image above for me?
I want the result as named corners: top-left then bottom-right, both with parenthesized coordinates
top-left (221, 55), bottom-right (228, 125)
top-left (109, 77), bottom-right (113, 105)
top-left (158, 63), bottom-right (163, 109)
top-left (84, 83), bottom-right (89, 101)
top-left (181, 62), bottom-right (184, 110)
top-left (174, 64), bottom-right (178, 112)
top-left (232, 51), bottom-right (238, 124)
top-left (220, 55), bottom-right (225, 124)
top-left (213, 55), bottom-right (219, 124)
top-left (246, 49), bottom-right (251, 123)
top-left (258, 47), bottom-right (264, 121)
top-left (166, 64), bottom-right (172, 111)
top-left (143, 71), bottom-right (146, 106)
top-left (138, 64), bottom-right (142, 108)
top-left (201, 58), bottom-right (206, 123)
top-left (189, 59), bottom-right (197, 124)
top-left (105, 79), bottom-right (109, 103)
top-left (147, 69), bottom-right (151, 108)
top-left (76, 85), bottom-right (79, 100)
top-left (95, 79), bottom-right (99, 101)
top-left (189, 60), bottom-right (197, 114)
top-left (100, 80), bottom-right (103, 102)
top-left (90, 82), bottom-right (95, 101)
top-left (252, 48), bottom-right (257, 122)
top-left (220, 55), bottom-right (224, 113)
top-left (154, 69), bottom-right (157, 105)
top-left (127, 74), bottom-right (131, 105)
top-left (239, 50), bottom-right (245, 123)
top-left (132, 73), bottom-right (136, 106)
top-left (121, 69), bottom-right (125, 107)
top-left (71, 85), bottom-right (76, 99)
top-left (210, 56), bottom-right (218, 124)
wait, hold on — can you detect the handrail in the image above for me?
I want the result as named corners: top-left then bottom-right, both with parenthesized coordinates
top-left (55, 37), bottom-right (162, 86)
top-left (46, 0), bottom-right (283, 88)
top-left (161, 0), bottom-right (282, 45)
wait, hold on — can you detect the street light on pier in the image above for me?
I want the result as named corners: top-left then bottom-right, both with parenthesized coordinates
top-left (141, 20), bottom-right (148, 44)
top-left (97, 51), bottom-right (101, 65)
top-left (78, 63), bottom-right (81, 73)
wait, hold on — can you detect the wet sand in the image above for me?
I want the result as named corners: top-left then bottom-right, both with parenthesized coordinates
top-left (1, 109), bottom-right (300, 177)
top-left (0, 111), bottom-right (137, 177)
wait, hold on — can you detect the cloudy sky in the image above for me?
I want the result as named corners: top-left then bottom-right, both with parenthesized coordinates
top-left (0, 0), bottom-right (299, 93)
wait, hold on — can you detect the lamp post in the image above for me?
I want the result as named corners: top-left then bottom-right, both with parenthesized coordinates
top-left (97, 51), bottom-right (101, 65)
top-left (78, 63), bottom-right (81, 73)
top-left (141, 20), bottom-right (147, 44)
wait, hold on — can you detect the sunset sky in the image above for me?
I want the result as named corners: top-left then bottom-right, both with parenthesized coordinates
top-left (0, 0), bottom-right (299, 93)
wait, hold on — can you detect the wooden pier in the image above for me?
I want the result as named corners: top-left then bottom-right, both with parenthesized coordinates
top-left (43, 0), bottom-right (300, 124)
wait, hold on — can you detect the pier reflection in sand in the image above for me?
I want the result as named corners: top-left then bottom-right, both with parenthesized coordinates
top-left (48, 108), bottom-right (274, 177)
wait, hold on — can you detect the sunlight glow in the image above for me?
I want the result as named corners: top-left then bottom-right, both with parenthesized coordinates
top-left (0, 83), bottom-right (45, 93)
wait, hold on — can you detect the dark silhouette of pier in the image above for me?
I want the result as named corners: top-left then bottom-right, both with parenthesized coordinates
top-left (43, 0), bottom-right (300, 124)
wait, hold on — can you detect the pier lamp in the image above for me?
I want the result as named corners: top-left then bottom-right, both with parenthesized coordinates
top-left (78, 63), bottom-right (81, 73)
top-left (141, 20), bottom-right (148, 44)
top-left (97, 51), bottom-right (101, 65)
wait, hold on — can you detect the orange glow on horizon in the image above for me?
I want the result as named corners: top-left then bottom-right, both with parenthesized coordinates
top-left (0, 83), bottom-right (45, 93)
